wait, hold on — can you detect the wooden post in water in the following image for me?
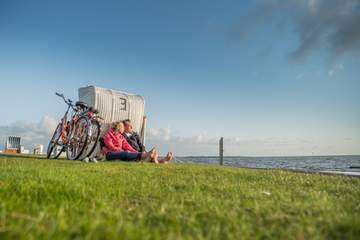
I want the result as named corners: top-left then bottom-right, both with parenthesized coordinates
top-left (219, 137), bottom-right (224, 165)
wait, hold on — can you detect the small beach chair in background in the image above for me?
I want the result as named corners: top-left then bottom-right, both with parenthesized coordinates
top-left (78, 85), bottom-right (147, 160)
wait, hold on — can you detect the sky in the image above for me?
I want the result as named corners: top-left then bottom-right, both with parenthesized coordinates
top-left (0, 0), bottom-right (359, 156)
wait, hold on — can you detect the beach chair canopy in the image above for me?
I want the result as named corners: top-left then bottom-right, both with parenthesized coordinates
top-left (78, 86), bottom-right (146, 138)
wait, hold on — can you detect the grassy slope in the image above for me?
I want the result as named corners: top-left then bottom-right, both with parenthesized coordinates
top-left (0, 155), bottom-right (359, 240)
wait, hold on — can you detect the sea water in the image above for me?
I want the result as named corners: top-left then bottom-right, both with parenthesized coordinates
top-left (176, 155), bottom-right (360, 173)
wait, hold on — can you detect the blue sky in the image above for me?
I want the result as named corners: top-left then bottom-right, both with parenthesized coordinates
top-left (0, 0), bottom-right (359, 156)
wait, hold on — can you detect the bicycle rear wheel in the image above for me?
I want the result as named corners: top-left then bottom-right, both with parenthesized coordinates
top-left (46, 123), bottom-right (64, 159)
top-left (66, 116), bottom-right (90, 160)
top-left (80, 119), bottom-right (101, 160)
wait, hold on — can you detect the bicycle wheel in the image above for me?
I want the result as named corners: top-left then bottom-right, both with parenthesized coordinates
top-left (66, 116), bottom-right (90, 160)
top-left (46, 123), bottom-right (64, 159)
top-left (80, 119), bottom-right (101, 160)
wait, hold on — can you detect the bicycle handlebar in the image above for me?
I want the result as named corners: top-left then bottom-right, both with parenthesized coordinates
top-left (55, 92), bottom-right (74, 108)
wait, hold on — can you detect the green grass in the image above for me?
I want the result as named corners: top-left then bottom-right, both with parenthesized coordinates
top-left (0, 155), bottom-right (359, 239)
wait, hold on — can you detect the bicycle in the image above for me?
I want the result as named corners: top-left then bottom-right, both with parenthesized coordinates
top-left (46, 92), bottom-right (92, 160)
top-left (79, 107), bottom-right (103, 160)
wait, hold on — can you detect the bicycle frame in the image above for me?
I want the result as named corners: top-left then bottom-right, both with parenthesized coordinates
top-left (55, 93), bottom-right (80, 146)
top-left (59, 105), bottom-right (71, 144)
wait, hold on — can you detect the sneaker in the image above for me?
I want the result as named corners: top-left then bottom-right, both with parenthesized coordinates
top-left (82, 157), bottom-right (89, 163)
top-left (90, 157), bottom-right (98, 163)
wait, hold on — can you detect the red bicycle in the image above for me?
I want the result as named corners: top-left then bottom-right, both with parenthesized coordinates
top-left (46, 92), bottom-right (92, 160)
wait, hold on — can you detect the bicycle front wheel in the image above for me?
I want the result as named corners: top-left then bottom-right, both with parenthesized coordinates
top-left (80, 119), bottom-right (101, 160)
top-left (66, 116), bottom-right (90, 160)
top-left (46, 123), bottom-right (64, 159)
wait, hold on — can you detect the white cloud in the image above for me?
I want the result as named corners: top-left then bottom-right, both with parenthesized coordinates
top-left (1, 120), bottom-right (359, 156)
top-left (0, 116), bottom-right (57, 150)
top-left (328, 63), bottom-right (344, 77)
top-left (146, 128), bottom-right (219, 156)
top-left (146, 127), bottom-right (360, 156)
top-left (147, 127), bottom-right (172, 141)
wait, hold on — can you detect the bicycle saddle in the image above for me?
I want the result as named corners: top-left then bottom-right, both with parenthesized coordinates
top-left (88, 106), bottom-right (99, 114)
top-left (75, 101), bottom-right (88, 109)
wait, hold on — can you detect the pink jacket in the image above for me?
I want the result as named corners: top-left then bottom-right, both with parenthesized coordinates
top-left (103, 128), bottom-right (137, 154)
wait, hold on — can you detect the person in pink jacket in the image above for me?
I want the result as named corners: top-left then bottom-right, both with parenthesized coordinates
top-left (103, 121), bottom-right (172, 163)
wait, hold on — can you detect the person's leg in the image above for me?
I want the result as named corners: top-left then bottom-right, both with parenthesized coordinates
top-left (143, 150), bottom-right (172, 164)
top-left (106, 151), bottom-right (142, 161)
top-left (158, 152), bottom-right (173, 164)
top-left (151, 151), bottom-right (159, 164)
top-left (141, 148), bottom-right (157, 163)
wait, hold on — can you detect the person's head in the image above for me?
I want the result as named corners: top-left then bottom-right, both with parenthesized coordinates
top-left (111, 121), bottom-right (124, 133)
top-left (123, 119), bottom-right (133, 133)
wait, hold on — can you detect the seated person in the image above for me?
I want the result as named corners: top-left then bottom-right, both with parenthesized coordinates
top-left (122, 119), bottom-right (145, 152)
top-left (102, 121), bottom-right (173, 164)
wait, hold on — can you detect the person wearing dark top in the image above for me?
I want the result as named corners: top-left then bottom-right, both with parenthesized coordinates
top-left (102, 121), bottom-right (172, 164)
top-left (122, 119), bottom-right (146, 152)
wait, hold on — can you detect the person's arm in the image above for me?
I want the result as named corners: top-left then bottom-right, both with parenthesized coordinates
top-left (103, 131), bottom-right (120, 152)
top-left (121, 138), bottom-right (138, 153)
top-left (135, 133), bottom-right (146, 152)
